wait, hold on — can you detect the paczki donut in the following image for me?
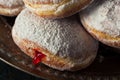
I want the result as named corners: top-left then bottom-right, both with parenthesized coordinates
top-left (80, 0), bottom-right (120, 48)
top-left (0, 0), bottom-right (24, 16)
top-left (23, 0), bottom-right (94, 18)
top-left (12, 9), bottom-right (98, 71)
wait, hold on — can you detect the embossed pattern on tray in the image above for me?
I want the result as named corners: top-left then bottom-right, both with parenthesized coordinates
top-left (0, 16), bottom-right (120, 80)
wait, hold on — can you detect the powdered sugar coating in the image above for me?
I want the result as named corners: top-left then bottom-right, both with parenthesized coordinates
top-left (12, 9), bottom-right (98, 60)
top-left (0, 0), bottom-right (24, 8)
top-left (81, 0), bottom-right (120, 37)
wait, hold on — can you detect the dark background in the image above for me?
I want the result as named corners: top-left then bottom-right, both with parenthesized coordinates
top-left (0, 60), bottom-right (44, 80)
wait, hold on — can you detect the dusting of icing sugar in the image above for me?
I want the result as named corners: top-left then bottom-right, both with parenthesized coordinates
top-left (0, 0), bottom-right (24, 8)
top-left (82, 0), bottom-right (120, 37)
top-left (55, 0), bottom-right (79, 14)
top-left (12, 9), bottom-right (98, 61)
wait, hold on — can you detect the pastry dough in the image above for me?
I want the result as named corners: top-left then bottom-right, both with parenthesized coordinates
top-left (12, 9), bottom-right (98, 71)
top-left (80, 0), bottom-right (120, 48)
top-left (0, 0), bottom-right (24, 16)
top-left (23, 0), bottom-right (93, 18)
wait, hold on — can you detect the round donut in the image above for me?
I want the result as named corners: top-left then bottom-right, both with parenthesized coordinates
top-left (12, 9), bottom-right (98, 71)
top-left (80, 0), bottom-right (120, 48)
top-left (23, 0), bottom-right (94, 18)
top-left (0, 0), bottom-right (24, 16)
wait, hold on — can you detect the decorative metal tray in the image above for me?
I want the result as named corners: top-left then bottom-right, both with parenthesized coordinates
top-left (0, 16), bottom-right (120, 80)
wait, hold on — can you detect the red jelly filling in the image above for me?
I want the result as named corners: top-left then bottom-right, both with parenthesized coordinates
top-left (33, 50), bottom-right (46, 65)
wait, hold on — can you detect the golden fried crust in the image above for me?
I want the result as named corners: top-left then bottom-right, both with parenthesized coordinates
top-left (23, 0), bottom-right (93, 18)
top-left (0, 6), bottom-right (24, 16)
top-left (13, 38), bottom-right (96, 71)
top-left (0, 0), bottom-right (24, 16)
top-left (81, 18), bottom-right (120, 49)
top-left (24, 0), bottom-right (64, 4)
top-left (12, 35), bottom-right (96, 71)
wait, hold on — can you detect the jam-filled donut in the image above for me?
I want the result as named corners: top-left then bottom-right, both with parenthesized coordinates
top-left (12, 9), bottom-right (98, 71)
top-left (23, 0), bottom-right (94, 18)
top-left (80, 0), bottom-right (120, 48)
top-left (0, 0), bottom-right (24, 16)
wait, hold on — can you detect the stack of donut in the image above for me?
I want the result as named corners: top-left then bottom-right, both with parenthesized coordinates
top-left (12, 0), bottom-right (119, 71)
